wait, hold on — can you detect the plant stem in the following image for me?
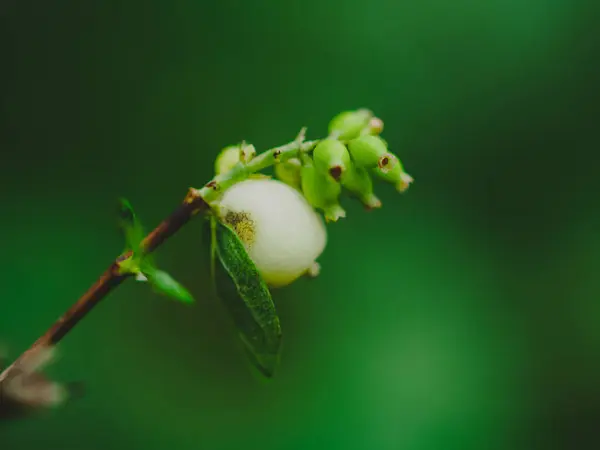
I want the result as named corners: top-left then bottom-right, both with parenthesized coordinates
top-left (0, 131), bottom-right (319, 385)
top-left (0, 191), bottom-right (209, 384)
top-left (196, 129), bottom-right (318, 204)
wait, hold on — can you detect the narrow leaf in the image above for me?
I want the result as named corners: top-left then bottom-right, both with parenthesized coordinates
top-left (214, 220), bottom-right (282, 378)
top-left (142, 265), bottom-right (194, 304)
top-left (117, 198), bottom-right (145, 255)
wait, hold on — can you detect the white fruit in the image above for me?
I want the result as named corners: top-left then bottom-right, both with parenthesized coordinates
top-left (216, 178), bottom-right (327, 287)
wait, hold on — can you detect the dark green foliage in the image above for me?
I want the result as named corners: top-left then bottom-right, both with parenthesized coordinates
top-left (117, 199), bottom-right (194, 304)
top-left (212, 218), bottom-right (282, 378)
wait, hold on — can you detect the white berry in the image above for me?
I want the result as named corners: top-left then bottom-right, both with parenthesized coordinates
top-left (216, 178), bottom-right (327, 287)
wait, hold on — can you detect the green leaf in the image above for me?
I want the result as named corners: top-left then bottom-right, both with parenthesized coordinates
top-left (117, 198), bottom-right (145, 255)
top-left (214, 220), bottom-right (282, 378)
top-left (141, 264), bottom-right (194, 304)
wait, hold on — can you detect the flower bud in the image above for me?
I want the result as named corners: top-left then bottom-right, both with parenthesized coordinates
top-left (312, 139), bottom-right (351, 181)
top-left (347, 135), bottom-right (396, 172)
top-left (274, 157), bottom-right (302, 189)
top-left (341, 164), bottom-right (381, 209)
top-left (372, 157), bottom-right (414, 192)
top-left (214, 143), bottom-right (256, 175)
top-left (301, 158), bottom-right (346, 222)
top-left (328, 109), bottom-right (373, 140)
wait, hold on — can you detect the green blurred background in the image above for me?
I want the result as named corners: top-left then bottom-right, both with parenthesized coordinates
top-left (1, 1), bottom-right (598, 449)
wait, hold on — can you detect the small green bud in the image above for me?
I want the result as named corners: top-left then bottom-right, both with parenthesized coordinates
top-left (301, 158), bottom-right (346, 222)
top-left (312, 139), bottom-right (351, 181)
top-left (341, 164), bottom-right (381, 209)
top-left (240, 143), bottom-right (257, 162)
top-left (360, 116), bottom-right (384, 136)
top-left (372, 157), bottom-right (414, 192)
top-left (274, 157), bottom-right (302, 189)
top-left (347, 135), bottom-right (396, 172)
top-left (215, 142), bottom-right (256, 175)
top-left (215, 146), bottom-right (240, 175)
top-left (328, 109), bottom-right (373, 140)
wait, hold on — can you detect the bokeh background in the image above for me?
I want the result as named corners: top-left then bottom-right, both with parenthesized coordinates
top-left (1, 1), bottom-right (598, 449)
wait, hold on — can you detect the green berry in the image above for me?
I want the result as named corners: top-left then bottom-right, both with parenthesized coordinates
top-left (328, 109), bottom-right (373, 140)
top-left (312, 139), bottom-right (351, 181)
top-left (347, 135), bottom-right (396, 172)
top-left (214, 143), bottom-right (256, 175)
top-left (215, 146), bottom-right (240, 175)
top-left (341, 164), bottom-right (381, 209)
top-left (301, 158), bottom-right (346, 222)
top-left (274, 158), bottom-right (302, 189)
top-left (364, 117), bottom-right (384, 135)
top-left (372, 157), bottom-right (414, 192)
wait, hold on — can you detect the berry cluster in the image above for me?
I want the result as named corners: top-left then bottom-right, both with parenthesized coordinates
top-left (215, 109), bottom-right (413, 223)
top-left (288, 109), bottom-right (412, 221)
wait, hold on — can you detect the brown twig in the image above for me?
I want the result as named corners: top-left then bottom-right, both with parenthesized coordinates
top-left (0, 133), bottom-right (320, 385)
top-left (0, 189), bottom-right (209, 384)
